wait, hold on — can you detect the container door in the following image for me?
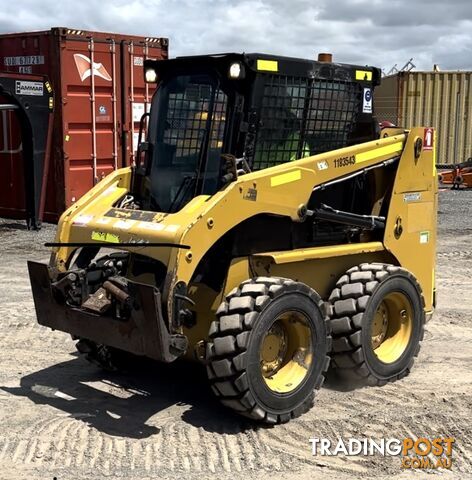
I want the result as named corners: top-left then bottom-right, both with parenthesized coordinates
top-left (0, 32), bottom-right (53, 221)
top-left (60, 37), bottom-right (119, 205)
top-left (120, 41), bottom-right (166, 167)
top-left (0, 99), bottom-right (24, 218)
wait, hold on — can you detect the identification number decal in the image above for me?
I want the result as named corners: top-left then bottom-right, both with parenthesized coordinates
top-left (334, 155), bottom-right (355, 168)
top-left (4, 55), bottom-right (45, 66)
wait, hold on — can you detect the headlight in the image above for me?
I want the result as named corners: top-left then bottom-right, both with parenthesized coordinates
top-left (229, 62), bottom-right (242, 79)
top-left (145, 67), bottom-right (157, 83)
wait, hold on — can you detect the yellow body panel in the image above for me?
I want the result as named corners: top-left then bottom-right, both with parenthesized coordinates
top-left (254, 242), bottom-right (384, 264)
top-left (252, 249), bottom-right (396, 299)
top-left (49, 128), bottom-right (437, 356)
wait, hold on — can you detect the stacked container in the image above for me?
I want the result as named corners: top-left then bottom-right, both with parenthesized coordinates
top-left (0, 27), bottom-right (168, 221)
top-left (375, 71), bottom-right (472, 165)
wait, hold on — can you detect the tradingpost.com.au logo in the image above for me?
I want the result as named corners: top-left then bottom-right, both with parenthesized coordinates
top-left (309, 437), bottom-right (455, 470)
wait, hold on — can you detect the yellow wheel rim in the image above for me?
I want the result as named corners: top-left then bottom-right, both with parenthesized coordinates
top-left (260, 311), bottom-right (313, 394)
top-left (371, 291), bottom-right (413, 364)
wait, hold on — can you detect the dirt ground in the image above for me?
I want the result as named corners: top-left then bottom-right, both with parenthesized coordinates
top-left (0, 189), bottom-right (471, 480)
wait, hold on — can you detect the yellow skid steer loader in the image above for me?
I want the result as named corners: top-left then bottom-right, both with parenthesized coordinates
top-left (28, 53), bottom-right (437, 424)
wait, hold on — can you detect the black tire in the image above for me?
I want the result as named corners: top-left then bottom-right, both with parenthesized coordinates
top-left (206, 277), bottom-right (331, 424)
top-left (327, 263), bottom-right (425, 386)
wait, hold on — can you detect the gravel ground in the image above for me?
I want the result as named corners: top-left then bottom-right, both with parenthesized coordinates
top-left (0, 189), bottom-right (471, 480)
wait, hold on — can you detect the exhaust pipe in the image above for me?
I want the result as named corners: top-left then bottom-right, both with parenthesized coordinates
top-left (318, 53), bottom-right (333, 63)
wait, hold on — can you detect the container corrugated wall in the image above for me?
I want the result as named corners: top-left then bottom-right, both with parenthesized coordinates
top-left (0, 28), bottom-right (168, 222)
top-left (375, 71), bottom-right (472, 165)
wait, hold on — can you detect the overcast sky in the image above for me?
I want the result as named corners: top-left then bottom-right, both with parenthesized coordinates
top-left (1, 0), bottom-right (471, 71)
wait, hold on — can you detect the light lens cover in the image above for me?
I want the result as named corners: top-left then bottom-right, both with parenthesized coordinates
top-left (145, 68), bottom-right (157, 83)
top-left (229, 62), bottom-right (242, 79)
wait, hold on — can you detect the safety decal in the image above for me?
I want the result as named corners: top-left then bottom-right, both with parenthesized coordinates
top-left (138, 222), bottom-right (165, 231)
top-left (403, 192), bottom-right (422, 202)
top-left (363, 88), bottom-right (372, 113)
top-left (423, 128), bottom-right (434, 151)
top-left (420, 231), bottom-right (430, 244)
top-left (243, 188), bottom-right (258, 201)
top-left (114, 219), bottom-right (136, 230)
top-left (105, 208), bottom-right (156, 221)
top-left (73, 214), bottom-right (93, 225)
top-left (91, 231), bottom-right (120, 243)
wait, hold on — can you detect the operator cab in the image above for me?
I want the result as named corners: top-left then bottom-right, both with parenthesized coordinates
top-left (134, 53), bottom-right (381, 213)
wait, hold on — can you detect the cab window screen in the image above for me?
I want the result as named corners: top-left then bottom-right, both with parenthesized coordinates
top-left (149, 74), bottom-right (228, 212)
top-left (306, 81), bottom-right (361, 155)
top-left (252, 74), bottom-right (363, 170)
top-left (253, 76), bottom-right (307, 170)
top-left (162, 79), bottom-right (227, 165)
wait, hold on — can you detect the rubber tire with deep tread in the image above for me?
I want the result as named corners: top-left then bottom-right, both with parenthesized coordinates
top-left (206, 277), bottom-right (331, 424)
top-left (327, 263), bottom-right (425, 386)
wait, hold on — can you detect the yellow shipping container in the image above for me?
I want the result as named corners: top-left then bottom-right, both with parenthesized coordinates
top-left (375, 71), bottom-right (472, 165)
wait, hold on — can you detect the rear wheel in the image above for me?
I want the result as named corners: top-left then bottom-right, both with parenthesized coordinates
top-left (328, 263), bottom-right (425, 386)
top-left (206, 277), bottom-right (331, 423)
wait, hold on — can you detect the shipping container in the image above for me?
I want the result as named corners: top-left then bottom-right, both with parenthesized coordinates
top-left (375, 71), bottom-right (472, 165)
top-left (0, 27), bottom-right (168, 224)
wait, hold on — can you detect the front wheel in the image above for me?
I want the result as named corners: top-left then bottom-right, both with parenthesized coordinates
top-left (206, 277), bottom-right (331, 424)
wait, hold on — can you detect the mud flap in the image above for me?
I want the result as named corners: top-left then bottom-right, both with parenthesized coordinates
top-left (27, 261), bottom-right (188, 362)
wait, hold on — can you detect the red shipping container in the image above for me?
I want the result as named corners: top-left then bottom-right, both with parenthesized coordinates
top-left (0, 27), bottom-right (168, 223)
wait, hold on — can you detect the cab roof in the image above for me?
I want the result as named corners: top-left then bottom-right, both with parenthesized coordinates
top-left (145, 52), bottom-right (381, 85)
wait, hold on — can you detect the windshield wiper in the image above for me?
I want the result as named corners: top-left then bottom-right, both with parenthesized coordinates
top-left (168, 174), bottom-right (197, 213)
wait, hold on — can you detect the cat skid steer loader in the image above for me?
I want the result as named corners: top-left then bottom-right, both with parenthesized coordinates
top-left (28, 53), bottom-right (437, 424)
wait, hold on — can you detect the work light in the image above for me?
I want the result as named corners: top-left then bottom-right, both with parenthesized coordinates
top-left (229, 62), bottom-right (243, 79)
top-left (145, 67), bottom-right (157, 83)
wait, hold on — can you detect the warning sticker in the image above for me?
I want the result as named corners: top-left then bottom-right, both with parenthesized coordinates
top-left (403, 192), bottom-right (421, 202)
top-left (133, 132), bottom-right (140, 153)
top-left (420, 231), bottom-right (430, 244)
top-left (363, 88), bottom-right (372, 113)
top-left (91, 231), bottom-right (120, 243)
top-left (423, 128), bottom-right (434, 150)
top-left (133, 102), bottom-right (145, 122)
top-left (15, 80), bottom-right (43, 96)
top-left (73, 214), bottom-right (93, 225)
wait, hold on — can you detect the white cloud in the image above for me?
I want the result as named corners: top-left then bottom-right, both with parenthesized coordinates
top-left (0, 0), bottom-right (470, 70)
